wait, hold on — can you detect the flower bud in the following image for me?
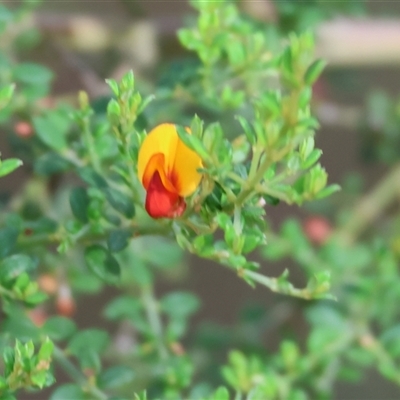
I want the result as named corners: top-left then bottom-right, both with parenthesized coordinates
top-left (303, 216), bottom-right (332, 245)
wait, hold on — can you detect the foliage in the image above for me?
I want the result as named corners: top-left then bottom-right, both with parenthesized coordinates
top-left (0, 0), bottom-right (399, 399)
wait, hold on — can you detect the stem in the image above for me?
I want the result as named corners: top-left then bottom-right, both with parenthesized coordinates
top-left (141, 286), bottom-right (168, 360)
top-left (227, 172), bottom-right (246, 186)
top-left (82, 117), bottom-right (101, 173)
top-left (17, 222), bottom-right (171, 250)
top-left (248, 146), bottom-right (263, 182)
top-left (236, 155), bottom-right (272, 205)
top-left (365, 333), bottom-right (400, 386)
top-left (53, 346), bottom-right (108, 400)
top-left (335, 162), bottom-right (400, 244)
top-left (117, 127), bottom-right (142, 203)
top-left (243, 270), bottom-right (314, 300)
top-left (256, 184), bottom-right (292, 203)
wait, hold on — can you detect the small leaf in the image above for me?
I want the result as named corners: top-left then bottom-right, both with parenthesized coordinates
top-left (50, 384), bottom-right (85, 400)
top-left (302, 149), bottom-right (322, 169)
top-left (78, 166), bottom-right (108, 188)
top-left (69, 187), bottom-right (90, 223)
top-left (42, 317), bottom-right (77, 341)
top-left (0, 254), bottom-right (35, 283)
top-left (34, 153), bottom-right (71, 176)
top-left (103, 295), bottom-right (142, 320)
top-left (38, 338), bottom-right (54, 360)
top-left (25, 291), bottom-right (48, 306)
top-left (0, 158), bottom-right (22, 177)
top-left (236, 116), bottom-right (255, 145)
top-left (0, 83), bottom-right (14, 109)
top-left (137, 94), bottom-right (155, 115)
top-left (105, 78), bottom-right (119, 96)
top-left (176, 125), bottom-right (211, 162)
top-left (107, 99), bottom-right (121, 124)
top-left (98, 365), bottom-right (135, 389)
top-left (85, 245), bottom-right (121, 284)
top-left (210, 387), bottom-right (230, 400)
top-left (304, 59), bottom-right (327, 85)
top-left (120, 70), bottom-right (134, 90)
top-left (104, 188), bottom-right (135, 218)
top-left (107, 229), bottom-right (132, 252)
top-left (33, 111), bottom-right (70, 151)
top-left (315, 184), bottom-right (341, 199)
top-left (68, 329), bottom-right (110, 357)
top-left (31, 370), bottom-right (55, 389)
top-left (160, 292), bottom-right (200, 319)
top-left (13, 63), bottom-right (53, 85)
top-left (0, 227), bottom-right (19, 259)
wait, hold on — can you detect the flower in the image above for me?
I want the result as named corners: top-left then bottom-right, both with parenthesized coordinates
top-left (138, 123), bottom-right (202, 218)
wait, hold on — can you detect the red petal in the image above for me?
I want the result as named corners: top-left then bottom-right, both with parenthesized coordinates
top-left (145, 170), bottom-right (186, 219)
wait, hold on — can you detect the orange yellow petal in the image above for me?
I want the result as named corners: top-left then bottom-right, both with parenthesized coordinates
top-left (172, 135), bottom-right (203, 196)
top-left (138, 123), bottom-right (202, 197)
top-left (142, 152), bottom-right (177, 193)
top-left (137, 123), bottom-right (178, 185)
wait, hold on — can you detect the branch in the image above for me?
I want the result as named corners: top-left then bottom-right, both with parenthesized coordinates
top-left (334, 162), bottom-right (400, 245)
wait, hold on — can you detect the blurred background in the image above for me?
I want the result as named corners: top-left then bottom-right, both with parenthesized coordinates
top-left (2, 0), bottom-right (400, 398)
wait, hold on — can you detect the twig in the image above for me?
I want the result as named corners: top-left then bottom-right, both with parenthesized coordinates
top-left (141, 286), bottom-right (168, 360)
top-left (334, 162), bottom-right (400, 245)
top-left (53, 346), bottom-right (108, 400)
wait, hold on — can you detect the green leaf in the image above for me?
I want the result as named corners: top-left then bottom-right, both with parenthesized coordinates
top-left (50, 384), bottom-right (86, 400)
top-left (38, 338), bottom-right (54, 360)
top-left (2, 306), bottom-right (40, 341)
top-left (78, 166), bottom-right (108, 189)
top-left (24, 291), bottom-right (48, 306)
top-left (0, 254), bottom-right (35, 283)
top-left (42, 317), bottom-right (77, 341)
top-left (107, 98), bottom-right (121, 116)
top-left (68, 329), bottom-right (110, 357)
top-left (33, 111), bottom-right (70, 150)
top-left (3, 346), bottom-right (14, 374)
top-left (302, 149), bottom-right (322, 169)
top-left (304, 59), bottom-right (327, 85)
top-left (0, 83), bottom-right (15, 109)
top-left (104, 188), bottom-right (135, 218)
top-left (137, 94), bottom-right (155, 115)
top-left (105, 78), bottom-right (119, 96)
top-left (190, 114), bottom-right (204, 138)
top-left (69, 187), bottom-right (90, 223)
top-left (107, 229), bottom-right (132, 252)
top-left (103, 295), bottom-right (140, 320)
top-left (13, 63), bottom-right (53, 85)
top-left (0, 158), bottom-right (22, 177)
top-left (107, 99), bottom-right (121, 125)
top-left (31, 370), bottom-right (55, 389)
top-left (236, 116), bottom-right (255, 145)
top-left (315, 183), bottom-right (341, 199)
top-left (34, 153), bottom-right (71, 176)
top-left (140, 237), bottom-right (182, 269)
top-left (176, 125), bottom-right (211, 162)
top-left (160, 292), bottom-right (200, 319)
top-left (13, 272), bottom-right (30, 291)
top-left (98, 366), bottom-right (135, 389)
top-left (70, 269), bottom-right (103, 294)
top-left (210, 387), bottom-right (230, 400)
top-left (0, 227), bottom-right (19, 259)
top-left (120, 70), bottom-right (134, 90)
top-left (85, 245), bottom-right (121, 284)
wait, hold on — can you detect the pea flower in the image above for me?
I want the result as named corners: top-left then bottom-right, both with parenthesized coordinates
top-left (138, 123), bottom-right (202, 219)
